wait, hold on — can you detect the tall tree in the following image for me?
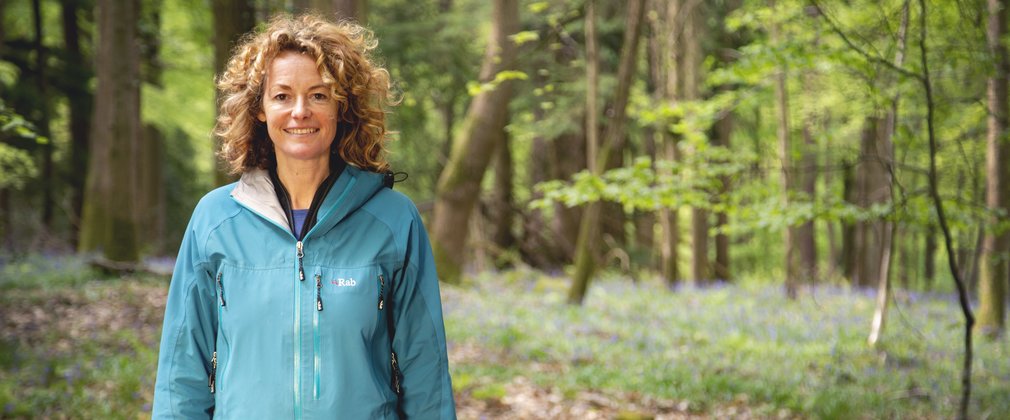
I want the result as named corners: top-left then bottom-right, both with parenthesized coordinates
top-left (868, 0), bottom-right (910, 347)
top-left (772, 1), bottom-right (799, 299)
top-left (487, 133), bottom-right (515, 265)
top-left (568, 0), bottom-right (646, 304)
top-left (976, 0), bottom-right (1009, 338)
top-left (212, 0), bottom-right (256, 186)
top-left (711, 0), bottom-right (742, 282)
top-left (32, 0), bottom-right (54, 229)
top-left (62, 0), bottom-right (94, 247)
top-left (431, 0), bottom-right (519, 284)
top-left (684, 2), bottom-right (709, 283)
top-left (79, 0), bottom-right (141, 262)
top-left (650, 0), bottom-right (681, 286)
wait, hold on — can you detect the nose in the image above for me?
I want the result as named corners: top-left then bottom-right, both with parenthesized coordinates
top-left (292, 96), bottom-right (311, 119)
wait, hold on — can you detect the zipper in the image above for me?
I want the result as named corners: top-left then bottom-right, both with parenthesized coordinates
top-left (313, 274), bottom-right (321, 400)
top-left (297, 241), bottom-right (305, 281)
top-left (293, 243), bottom-right (302, 420)
top-left (209, 350), bottom-right (217, 393)
top-left (217, 272), bottom-right (226, 307)
top-left (378, 274), bottom-right (385, 310)
top-left (315, 274), bottom-right (324, 311)
top-left (211, 272), bottom-right (224, 394)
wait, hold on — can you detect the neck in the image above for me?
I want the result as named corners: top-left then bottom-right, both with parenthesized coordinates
top-left (275, 155), bottom-right (330, 209)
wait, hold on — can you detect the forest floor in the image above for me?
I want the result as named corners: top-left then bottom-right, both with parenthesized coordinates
top-left (1, 255), bottom-right (1008, 419)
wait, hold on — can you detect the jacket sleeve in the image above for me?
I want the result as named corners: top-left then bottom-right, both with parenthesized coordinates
top-left (391, 210), bottom-right (456, 419)
top-left (152, 220), bottom-right (217, 419)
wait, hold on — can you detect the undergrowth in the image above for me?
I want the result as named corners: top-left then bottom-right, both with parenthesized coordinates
top-left (1, 256), bottom-right (1007, 419)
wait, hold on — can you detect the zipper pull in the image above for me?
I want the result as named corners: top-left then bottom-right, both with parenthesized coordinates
top-left (315, 274), bottom-right (323, 311)
top-left (378, 274), bottom-right (385, 310)
top-left (297, 241), bottom-right (305, 281)
top-left (216, 273), bottom-right (226, 307)
top-left (209, 350), bottom-right (217, 394)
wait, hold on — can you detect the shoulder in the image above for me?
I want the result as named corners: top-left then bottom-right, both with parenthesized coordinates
top-left (362, 185), bottom-right (422, 224)
top-left (187, 182), bottom-right (243, 233)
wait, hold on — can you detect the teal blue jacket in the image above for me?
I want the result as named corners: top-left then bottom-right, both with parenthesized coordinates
top-left (152, 166), bottom-right (456, 419)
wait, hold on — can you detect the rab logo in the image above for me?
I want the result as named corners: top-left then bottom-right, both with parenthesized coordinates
top-left (331, 278), bottom-right (357, 287)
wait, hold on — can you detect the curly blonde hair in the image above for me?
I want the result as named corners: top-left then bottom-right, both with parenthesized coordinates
top-left (216, 14), bottom-right (393, 174)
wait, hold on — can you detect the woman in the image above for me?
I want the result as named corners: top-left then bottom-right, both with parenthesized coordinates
top-left (152, 14), bottom-right (456, 419)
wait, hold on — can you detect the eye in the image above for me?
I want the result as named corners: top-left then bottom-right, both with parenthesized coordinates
top-left (311, 92), bottom-right (329, 101)
top-left (272, 93), bottom-right (289, 101)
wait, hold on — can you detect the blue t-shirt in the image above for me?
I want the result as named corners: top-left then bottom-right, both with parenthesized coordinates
top-left (292, 209), bottom-right (309, 239)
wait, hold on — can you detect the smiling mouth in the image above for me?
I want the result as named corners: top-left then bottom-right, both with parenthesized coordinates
top-left (284, 128), bottom-right (319, 135)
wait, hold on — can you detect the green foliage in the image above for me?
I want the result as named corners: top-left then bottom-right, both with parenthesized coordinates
top-left (466, 70), bottom-right (530, 96)
top-left (0, 100), bottom-right (43, 190)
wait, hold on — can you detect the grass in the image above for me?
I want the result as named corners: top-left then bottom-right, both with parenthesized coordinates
top-left (444, 268), bottom-right (1010, 419)
top-left (1, 256), bottom-right (1007, 419)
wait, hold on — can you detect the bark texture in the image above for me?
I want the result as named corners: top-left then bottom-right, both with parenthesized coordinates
top-left (568, 0), bottom-right (646, 304)
top-left (79, 0), bottom-right (141, 262)
top-left (977, 0), bottom-right (1009, 338)
top-left (212, 0), bottom-right (256, 186)
top-left (431, 0), bottom-right (519, 284)
top-left (62, 0), bottom-right (93, 246)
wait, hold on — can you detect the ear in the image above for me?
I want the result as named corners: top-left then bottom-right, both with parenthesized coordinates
top-left (257, 111), bottom-right (266, 122)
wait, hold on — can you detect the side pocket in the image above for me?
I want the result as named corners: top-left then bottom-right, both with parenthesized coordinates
top-left (377, 274), bottom-right (385, 310)
top-left (210, 271), bottom-right (225, 394)
top-left (381, 272), bottom-right (401, 397)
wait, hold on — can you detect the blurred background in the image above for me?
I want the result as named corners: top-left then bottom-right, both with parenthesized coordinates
top-left (1, 0), bottom-right (1009, 418)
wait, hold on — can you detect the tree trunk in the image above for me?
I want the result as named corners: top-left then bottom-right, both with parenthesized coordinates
top-left (62, 0), bottom-right (93, 248)
top-left (488, 136), bottom-right (515, 266)
top-left (79, 0), bottom-right (141, 263)
top-left (796, 125), bottom-right (817, 283)
top-left (585, 0), bottom-right (600, 174)
top-left (976, 0), bottom-right (1009, 339)
top-left (431, 0), bottom-right (519, 284)
top-left (649, 0), bottom-right (680, 286)
top-left (841, 161), bottom-right (856, 280)
top-left (868, 0), bottom-right (908, 347)
top-left (552, 131), bottom-right (586, 261)
top-left (137, 124), bottom-right (166, 254)
top-left (924, 230), bottom-right (936, 288)
top-left (212, 0), bottom-right (256, 186)
top-left (852, 116), bottom-right (889, 288)
top-left (711, 0), bottom-right (738, 282)
top-left (32, 0), bottom-right (55, 230)
top-left (772, 9), bottom-right (798, 298)
top-left (798, 63), bottom-right (819, 284)
top-left (683, 2), bottom-right (709, 284)
top-left (568, 0), bottom-right (646, 304)
top-left (713, 113), bottom-right (732, 281)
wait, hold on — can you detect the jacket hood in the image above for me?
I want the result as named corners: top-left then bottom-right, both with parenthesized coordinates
top-left (230, 166), bottom-right (386, 239)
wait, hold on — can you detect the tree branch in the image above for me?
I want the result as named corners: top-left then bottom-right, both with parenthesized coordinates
top-left (916, 1), bottom-right (975, 418)
top-left (810, 0), bottom-right (922, 81)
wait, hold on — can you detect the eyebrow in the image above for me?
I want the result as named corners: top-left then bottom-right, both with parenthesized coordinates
top-left (268, 83), bottom-right (329, 91)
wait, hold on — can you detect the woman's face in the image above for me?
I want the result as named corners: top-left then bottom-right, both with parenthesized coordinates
top-left (258, 51), bottom-right (338, 167)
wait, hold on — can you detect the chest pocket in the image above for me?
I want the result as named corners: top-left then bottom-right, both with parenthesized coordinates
top-left (311, 265), bottom-right (386, 336)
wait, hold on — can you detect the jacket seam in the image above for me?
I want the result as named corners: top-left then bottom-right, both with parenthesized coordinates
top-left (407, 276), bottom-right (445, 417)
top-left (166, 269), bottom-right (200, 417)
top-left (356, 207), bottom-right (406, 272)
top-left (198, 206), bottom-right (245, 259)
